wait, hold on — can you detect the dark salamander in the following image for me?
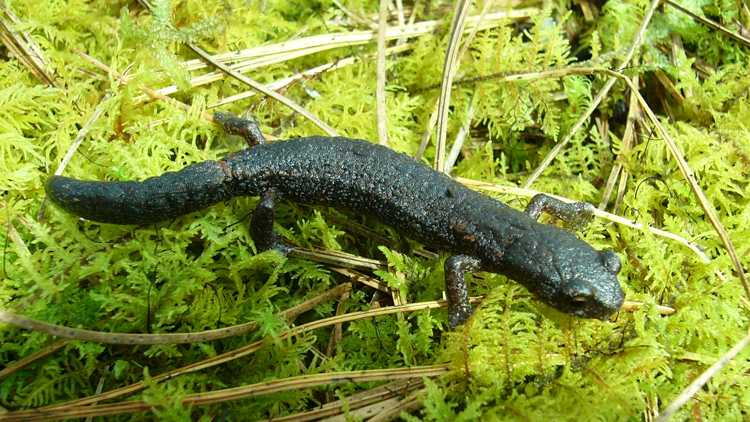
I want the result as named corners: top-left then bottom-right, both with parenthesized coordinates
top-left (46, 112), bottom-right (625, 328)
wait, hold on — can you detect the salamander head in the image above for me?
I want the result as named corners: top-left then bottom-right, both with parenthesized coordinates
top-left (486, 224), bottom-right (625, 320)
top-left (546, 246), bottom-right (623, 319)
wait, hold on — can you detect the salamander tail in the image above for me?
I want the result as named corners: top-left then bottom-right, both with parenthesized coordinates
top-left (46, 160), bottom-right (234, 225)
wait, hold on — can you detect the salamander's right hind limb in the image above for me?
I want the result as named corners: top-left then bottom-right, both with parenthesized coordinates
top-left (250, 188), bottom-right (292, 255)
top-left (214, 111), bottom-right (266, 147)
top-left (444, 255), bottom-right (482, 329)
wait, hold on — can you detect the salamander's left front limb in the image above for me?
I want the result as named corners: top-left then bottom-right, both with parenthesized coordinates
top-left (214, 111), bottom-right (266, 147)
top-left (525, 194), bottom-right (595, 231)
top-left (445, 255), bottom-right (481, 329)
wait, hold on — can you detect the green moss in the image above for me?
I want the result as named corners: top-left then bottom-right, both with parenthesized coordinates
top-left (1, 0), bottom-right (749, 420)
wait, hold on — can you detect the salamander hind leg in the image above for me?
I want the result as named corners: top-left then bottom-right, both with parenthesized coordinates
top-left (524, 193), bottom-right (595, 232)
top-left (444, 255), bottom-right (481, 329)
top-left (250, 188), bottom-right (292, 255)
top-left (214, 111), bottom-right (266, 147)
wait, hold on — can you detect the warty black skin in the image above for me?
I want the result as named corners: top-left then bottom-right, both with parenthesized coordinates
top-left (46, 114), bottom-right (625, 328)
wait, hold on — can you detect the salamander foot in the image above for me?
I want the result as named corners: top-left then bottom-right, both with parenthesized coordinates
top-left (524, 193), bottom-right (595, 232)
top-left (250, 188), bottom-right (292, 255)
top-left (214, 111), bottom-right (266, 147)
top-left (445, 255), bottom-right (481, 329)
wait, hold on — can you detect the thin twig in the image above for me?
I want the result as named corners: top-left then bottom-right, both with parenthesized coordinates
top-left (287, 248), bottom-right (386, 271)
top-left (620, 301), bottom-right (675, 315)
top-left (664, 0), bottom-right (750, 48)
top-left (376, 0), bottom-right (390, 146)
top-left (443, 0), bottom-right (494, 172)
top-left (445, 89), bottom-right (476, 171)
top-left (53, 66), bottom-right (133, 178)
top-left (418, 0), bottom-right (495, 165)
top-left (598, 60), bottom-right (640, 211)
top-left (0, 283), bottom-right (352, 345)
top-left (208, 44), bottom-right (412, 109)
top-left (0, 2), bottom-right (57, 87)
top-left (331, 0), bottom-right (375, 30)
top-left (0, 339), bottom-right (70, 381)
top-left (434, 0), bottom-right (471, 173)
top-left (185, 41), bottom-right (339, 137)
top-left (254, 378), bottom-right (424, 422)
top-left (71, 49), bottom-right (215, 122)
top-left (655, 329), bottom-right (750, 421)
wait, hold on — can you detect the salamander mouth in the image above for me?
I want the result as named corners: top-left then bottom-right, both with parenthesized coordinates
top-left (565, 291), bottom-right (624, 320)
top-left (573, 306), bottom-right (618, 320)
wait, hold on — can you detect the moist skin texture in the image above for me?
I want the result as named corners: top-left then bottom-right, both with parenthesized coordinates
top-left (46, 114), bottom-right (625, 328)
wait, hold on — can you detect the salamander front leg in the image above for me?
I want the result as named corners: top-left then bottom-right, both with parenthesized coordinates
top-left (524, 194), bottom-right (595, 232)
top-left (251, 188), bottom-right (291, 255)
top-left (445, 255), bottom-right (481, 329)
top-left (214, 111), bottom-right (266, 147)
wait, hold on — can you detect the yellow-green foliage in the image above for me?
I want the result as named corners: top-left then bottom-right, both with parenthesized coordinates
top-left (1, 0), bottom-right (749, 420)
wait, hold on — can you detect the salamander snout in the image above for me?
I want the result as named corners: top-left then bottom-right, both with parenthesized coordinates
top-left (558, 250), bottom-right (625, 320)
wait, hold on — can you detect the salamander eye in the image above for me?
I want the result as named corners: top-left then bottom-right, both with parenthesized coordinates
top-left (569, 295), bottom-right (589, 309)
top-left (564, 283), bottom-right (592, 309)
